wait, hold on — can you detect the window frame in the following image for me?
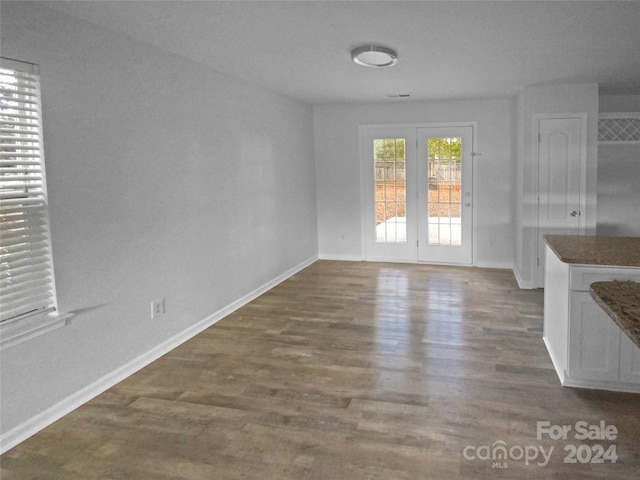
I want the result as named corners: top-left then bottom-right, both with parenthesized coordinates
top-left (0, 57), bottom-right (68, 349)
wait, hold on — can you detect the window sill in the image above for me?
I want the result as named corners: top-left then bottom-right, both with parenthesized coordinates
top-left (0, 312), bottom-right (74, 351)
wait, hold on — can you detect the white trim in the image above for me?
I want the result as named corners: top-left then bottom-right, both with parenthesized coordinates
top-left (513, 266), bottom-right (536, 289)
top-left (0, 56), bottom-right (39, 75)
top-left (599, 140), bottom-right (640, 145)
top-left (474, 261), bottom-right (513, 270)
top-left (313, 254), bottom-right (509, 268)
top-left (0, 255), bottom-right (317, 454)
top-left (359, 121), bottom-right (480, 130)
top-left (598, 112), bottom-right (640, 119)
top-left (318, 253), bottom-right (363, 261)
top-left (366, 256), bottom-right (423, 264)
top-left (0, 312), bottom-right (74, 351)
top-left (471, 121), bottom-right (479, 267)
top-left (560, 378), bottom-right (640, 394)
top-left (543, 336), bottom-right (565, 384)
top-left (545, 335), bottom-right (640, 393)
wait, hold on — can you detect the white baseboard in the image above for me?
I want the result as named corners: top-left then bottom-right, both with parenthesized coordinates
top-left (364, 256), bottom-right (419, 264)
top-left (543, 337), bottom-right (640, 394)
top-left (543, 336), bottom-right (565, 384)
top-left (0, 255), bottom-right (317, 454)
top-left (475, 261), bottom-right (513, 270)
top-left (317, 253), bottom-right (363, 261)
top-left (319, 255), bottom-right (514, 271)
top-left (513, 266), bottom-right (536, 289)
top-left (561, 378), bottom-right (640, 394)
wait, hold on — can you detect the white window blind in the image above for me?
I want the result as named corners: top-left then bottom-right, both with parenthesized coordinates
top-left (0, 63), bottom-right (57, 325)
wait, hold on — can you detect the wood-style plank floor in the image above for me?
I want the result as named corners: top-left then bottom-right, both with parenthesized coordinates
top-left (2, 261), bottom-right (639, 479)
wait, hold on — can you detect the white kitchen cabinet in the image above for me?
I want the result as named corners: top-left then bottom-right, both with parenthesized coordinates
top-left (567, 291), bottom-right (621, 381)
top-left (543, 243), bottom-right (640, 393)
top-left (620, 334), bottom-right (640, 384)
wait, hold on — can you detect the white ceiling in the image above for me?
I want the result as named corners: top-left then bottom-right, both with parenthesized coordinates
top-left (40, 0), bottom-right (640, 104)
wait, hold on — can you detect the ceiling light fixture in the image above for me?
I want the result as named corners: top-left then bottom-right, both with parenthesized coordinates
top-left (351, 45), bottom-right (398, 68)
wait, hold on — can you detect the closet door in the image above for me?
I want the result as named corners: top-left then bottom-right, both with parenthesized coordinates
top-left (537, 115), bottom-right (586, 286)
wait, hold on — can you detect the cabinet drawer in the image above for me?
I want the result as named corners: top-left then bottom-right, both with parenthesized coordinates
top-left (569, 266), bottom-right (640, 292)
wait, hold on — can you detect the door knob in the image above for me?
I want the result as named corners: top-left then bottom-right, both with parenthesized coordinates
top-left (570, 211), bottom-right (580, 217)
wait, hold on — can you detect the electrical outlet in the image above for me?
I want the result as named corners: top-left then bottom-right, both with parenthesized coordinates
top-left (151, 298), bottom-right (165, 319)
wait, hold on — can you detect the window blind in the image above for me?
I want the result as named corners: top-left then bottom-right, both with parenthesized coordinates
top-left (0, 65), bottom-right (57, 324)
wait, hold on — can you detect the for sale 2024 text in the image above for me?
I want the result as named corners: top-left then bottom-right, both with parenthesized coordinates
top-left (537, 420), bottom-right (618, 465)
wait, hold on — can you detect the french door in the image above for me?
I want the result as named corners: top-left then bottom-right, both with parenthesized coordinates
top-left (361, 126), bottom-right (417, 262)
top-left (417, 126), bottom-right (473, 264)
top-left (361, 124), bottom-right (474, 264)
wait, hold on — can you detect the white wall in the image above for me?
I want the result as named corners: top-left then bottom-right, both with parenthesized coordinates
top-left (314, 98), bottom-right (516, 267)
top-left (0, 1), bottom-right (317, 442)
top-left (513, 83), bottom-right (599, 288)
top-left (597, 95), bottom-right (640, 236)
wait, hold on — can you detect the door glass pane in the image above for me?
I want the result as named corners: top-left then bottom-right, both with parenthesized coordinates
top-left (374, 138), bottom-right (406, 243)
top-left (427, 137), bottom-right (462, 246)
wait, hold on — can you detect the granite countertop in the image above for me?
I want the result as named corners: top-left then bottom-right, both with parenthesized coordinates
top-left (590, 281), bottom-right (640, 350)
top-left (545, 235), bottom-right (640, 267)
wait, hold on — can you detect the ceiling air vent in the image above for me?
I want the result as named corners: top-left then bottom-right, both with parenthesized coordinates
top-left (598, 113), bottom-right (640, 144)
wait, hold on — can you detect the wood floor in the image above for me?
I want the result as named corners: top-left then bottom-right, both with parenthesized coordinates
top-left (2, 261), bottom-right (639, 479)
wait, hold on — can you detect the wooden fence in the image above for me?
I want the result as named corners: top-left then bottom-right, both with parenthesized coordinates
top-left (374, 160), bottom-right (461, 183)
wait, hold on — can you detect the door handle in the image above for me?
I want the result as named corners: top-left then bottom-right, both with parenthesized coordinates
top-left (570, 211), bottom-right (580, 217)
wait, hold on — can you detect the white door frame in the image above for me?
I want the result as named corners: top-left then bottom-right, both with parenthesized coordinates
top-left (359, 122), bottom-right (479, 264)
top-left (534, 113), bottom-right (588, 287)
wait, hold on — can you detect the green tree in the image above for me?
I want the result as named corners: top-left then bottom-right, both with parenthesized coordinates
top-left (374, 138), bottom-right (405, 160)
top-left (428, 137), bottom-right (461, 159)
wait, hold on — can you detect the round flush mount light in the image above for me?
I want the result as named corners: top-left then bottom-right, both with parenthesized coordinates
top-left (351, 45), bottom-right (398, 68)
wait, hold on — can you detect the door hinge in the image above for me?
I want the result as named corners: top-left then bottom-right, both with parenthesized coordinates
top-left (537, 257), bottom-right (540, 266)
top-left (538, 133), bottom-right (541, 143)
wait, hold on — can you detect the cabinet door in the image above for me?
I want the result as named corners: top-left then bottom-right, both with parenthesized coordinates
top-left (568, 292), bottom-right (620, 381)
top-left (619, 334), bottom-right (640, 384)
